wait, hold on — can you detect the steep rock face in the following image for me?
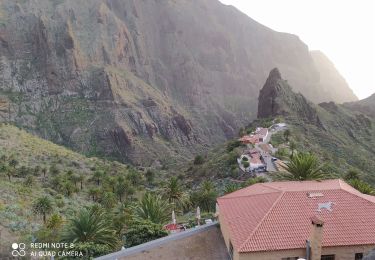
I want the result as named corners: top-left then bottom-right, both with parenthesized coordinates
top-left (0, 0), bottom-right (357, 163)
top-left (310, 51), bottom-right (357, 103)
top-left (257, 68), bottom-right (321, 126)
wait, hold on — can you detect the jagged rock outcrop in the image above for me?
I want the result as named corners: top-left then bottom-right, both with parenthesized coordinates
top-left (0, 0), bottom-right (357, 163)
top-left (257, 68), bottom-right (322, 127)
top-left (257, 69), bottom-right (375, 182)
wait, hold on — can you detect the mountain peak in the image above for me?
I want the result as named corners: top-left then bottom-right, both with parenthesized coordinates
top-left (257, 69), bottom-right (322, 127)
top-left (269, 67), bottom-right (282, 80)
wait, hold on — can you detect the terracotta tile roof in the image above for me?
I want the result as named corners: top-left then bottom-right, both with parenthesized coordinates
top-left (217, 179), bottom-right (375, 253)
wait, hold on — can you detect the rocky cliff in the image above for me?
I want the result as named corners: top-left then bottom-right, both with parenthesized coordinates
top-left (0, 0), bottom-right (357, 164)
top-left (257, 68), bottom-right (321, 126)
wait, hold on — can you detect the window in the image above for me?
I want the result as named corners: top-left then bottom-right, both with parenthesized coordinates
top-left (229, 241), bottom-right (234, 260)
top-left (321, 255), bottom-right (335, 260)
top-left (355, 253), bottom-right (363, 260)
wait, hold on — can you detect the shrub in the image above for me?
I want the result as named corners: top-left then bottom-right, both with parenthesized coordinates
top-left (242, 157), bottom-right (248, 162)
top-left (193, 155), bottom-right (205, 165)
top-left (226, 140), bottom-right (241, 152)
top-left (242, 161), bottom-right (250, 168)
top-left (124, 220), bottom-right (168, 247)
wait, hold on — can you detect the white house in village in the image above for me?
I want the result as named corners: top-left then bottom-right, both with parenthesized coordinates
top-left (255, 127), bottom-right (269, 142)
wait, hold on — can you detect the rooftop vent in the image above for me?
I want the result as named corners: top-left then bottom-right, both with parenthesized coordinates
top-left (307, 192), bottom-right (324, 198)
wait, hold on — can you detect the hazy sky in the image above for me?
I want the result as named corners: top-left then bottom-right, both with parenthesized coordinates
top-left (219, 0), bottom-right (375, 99)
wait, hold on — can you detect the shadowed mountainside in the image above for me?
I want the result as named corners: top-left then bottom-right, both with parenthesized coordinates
top-left (0, 0), bottom-right (357, 164)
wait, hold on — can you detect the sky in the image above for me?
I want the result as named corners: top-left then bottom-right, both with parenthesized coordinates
top-left (218, 0), bottom-right (375, 99)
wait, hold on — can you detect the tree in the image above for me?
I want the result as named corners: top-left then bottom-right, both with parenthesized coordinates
top-left (193, 155), bottom-right (205, 165)
top-left (32, 196), bottom-right (53, 223)
top-left (24, 175), bottom-right (34, 187)
top-left (124, 219), bottom-right (168, 248)
top-left (131, 193), bottom-right (172, 224)
top-left (162, 177), bottom-right (189, 210)
top-left (61, 206), bottom-right (119, 249)
top-left (190, 181), bottom-right (217, 212)
top-left (0, 164), bottom-right (11, 181)
top-left (289, 141), bottom-right (297, 158)
top-left (93, 170), bottom-right (104, 186)
top-left (127, 169), bottom-right (142, 186)
top-left (242, 161), bottom-right (250, 168)
top-left (9, 158), bottom-right (18, 169)
top-left (283, 129), bottom-right (291, 142)
top-left (41, 167), bottom-right (47, 178)
top-left (105, 176), bottom-right (116, 192)
top-left (77, 174), bottom-right (85, 190)
top-left (49, 164), bottom-right (60, 176)
top-left (62, 181), bottom-right (75, 197)
top-left (88, 188), bottom-right (100, 202)
top-left (100, 192), bottom-right (117, 209)
top-left (145, 170), bottom-right (155, 184)
top-left (275, 153), bottom-right (326, 181)
top-left (115, 177), bottom-right (131, 202)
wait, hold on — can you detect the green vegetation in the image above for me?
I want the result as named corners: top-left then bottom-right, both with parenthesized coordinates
top-left (32, 196), bottom-right (53, 223)
top-left (193, 155), bottom-right (205, 165)
top-left (124, 219), bottom-right (168, 248)
top-left (275, 153), bottom-right (327, 181)
top-left (131, 193), bottom-right (172, 224)
top-left (61, 206), bottom-right (119, 248)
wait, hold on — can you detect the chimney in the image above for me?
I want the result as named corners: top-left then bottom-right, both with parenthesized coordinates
top-left (309, 216), bottom-right (324, 260)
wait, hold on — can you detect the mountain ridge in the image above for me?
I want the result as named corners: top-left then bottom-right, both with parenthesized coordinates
top-left (0, 0), bottom-right (357, 164)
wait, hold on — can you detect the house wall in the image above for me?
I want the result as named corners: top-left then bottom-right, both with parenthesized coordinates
top-left (236, 245), bottom-right (375, 260)
top-left (218, 213), bottom-right (231, 249)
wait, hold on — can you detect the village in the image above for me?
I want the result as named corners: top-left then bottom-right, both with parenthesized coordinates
top-left (237, 122), bottom-right (288, 178)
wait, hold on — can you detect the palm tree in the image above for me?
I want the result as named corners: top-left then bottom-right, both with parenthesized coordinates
top-left (162, 177), bottom-right (189, 210)
top-left (275, 153), bottom-right (326, 181)
top-left (131, 193), bottom-right (172, 224)
top-left (88, 188), bottom-right (100, 201)
top-left (61, 206), bottom-right (119, 249)
top-left (198, 181), bottom-right (218, 212)
top-left (93, 170), bottom-right (104, 186)
top-left (105, 176), bottom-right (116, 193)
top-left (32, 196), bottom-right (53, 223)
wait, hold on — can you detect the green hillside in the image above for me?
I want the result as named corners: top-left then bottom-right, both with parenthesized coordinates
top-left (0, 123), bottom-right (144, 256)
